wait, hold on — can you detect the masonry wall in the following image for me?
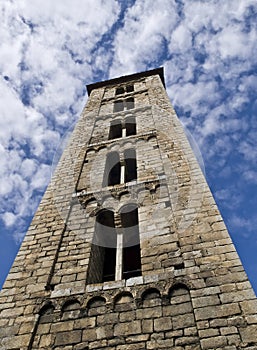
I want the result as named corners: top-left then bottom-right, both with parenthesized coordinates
top-left (0, 70), bottom-right (257, 349)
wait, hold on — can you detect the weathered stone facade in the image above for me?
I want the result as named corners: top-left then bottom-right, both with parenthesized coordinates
top-left (1, 68), bottom-right (257, 349)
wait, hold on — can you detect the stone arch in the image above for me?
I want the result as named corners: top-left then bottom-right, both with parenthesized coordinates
top-left (118, 190), bottom-right (131, 201)
top-left (141, 287), bottom-right (162, 307)
top-left (164, 283), bottom-right (200, 347)
top-left (97, 145), bottom-right (107, 152)
top-left (39, 302), bottom-right (55, 323)
top-left (168, 283), bottom-right (191, 303)
top-left (114, 291), bottom-right (134, 311)
top-left (85, 147), bottom-right (96, 155)
top-left (87, 296), bottom-right (106, 316)
top-left (166, 278), bottom-right (193, 294)
top-left (147, 134), bottom-right (157, 142)
top-left (61, 298), bottom-right (81, 320)
top-left (83, 196), bottom-right (98, 213)
top-left (28, 302), bottom-right (56, 349)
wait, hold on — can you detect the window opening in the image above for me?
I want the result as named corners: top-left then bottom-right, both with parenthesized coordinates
top-left (88, 205), bottom-right (141, 284)
top-left (126, 97), bottom-right (134, 110)
top-left (113, 98), bottom-right (134, 112)
top-left (109, 120), bottom-right (122, 139)
top-left (122, 127), bottom-right (126, 138)
top-left (126, 85), bottom-right (134, 93)
top-left (125, 116), bottom-right (136, 136)
top-left (115, 85), bottom-right (134, 95)
top-left (124, 148), bottom-right (137, 182)
top-left (116, 87), bottom-right (125, 95)
top-left (113, 100), bottom-right (124, 112)
top-left (121, 205), bottom-right (141, 279)
top-left (89, 210), bottom-right (117, 283)
top-left (103, 152), bottom-right (121, 187)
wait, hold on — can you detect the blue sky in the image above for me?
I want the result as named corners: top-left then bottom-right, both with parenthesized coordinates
top-left (0, 0), bottom-right (257, 294)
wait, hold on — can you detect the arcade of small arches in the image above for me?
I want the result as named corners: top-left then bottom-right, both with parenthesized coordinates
top-left (37, 281), bottom-right (193, 320)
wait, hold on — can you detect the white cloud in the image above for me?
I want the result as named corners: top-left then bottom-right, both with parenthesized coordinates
top-left (2, 212), bottom-right (16, 227)
top-left (169, 24), bottom-right (192, 53)
top-left (0, 0), bottom-right (121, 240)
top-left (20, 158), bottom-right (37, 178)
top-left (110, 0), bottom-right (179, 77)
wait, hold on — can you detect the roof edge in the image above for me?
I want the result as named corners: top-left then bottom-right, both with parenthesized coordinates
top-left (86, 67), bottom-right (165, 96)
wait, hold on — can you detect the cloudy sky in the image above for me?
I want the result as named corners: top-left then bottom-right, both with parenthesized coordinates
top-left (0, 0), bottom-right (257, 293)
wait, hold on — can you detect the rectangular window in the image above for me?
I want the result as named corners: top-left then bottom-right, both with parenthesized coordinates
top-left (115, 87), bottom-right (124, 95)
top-left (109, 120), bottom-right (122, 139)
top-left (125, 116), bottom-right (136, 136)
top-left (124, 148), bottom-right (137, 182)
top-left (114, 100), bottom-right (124, 112)
top-left (126, 97), bottom-right (134, 110)
top-left (126, 84), bottom-right (134, 93)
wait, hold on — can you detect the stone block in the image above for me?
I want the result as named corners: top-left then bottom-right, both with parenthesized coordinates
top-left (239, 325), bottom-right (257, 343)
top-left (173, 313), bottom-right (196, 329)
top-left (1, 334), bottom-right (31, 349)
top-left (154, 316), bottom-right (172, 331)
top-left (200, 335), bottom-right (227, 349)
top-left (195, 303), bottom-right (241, 321)
top-left (114, 320), bottom-right (141, 336)
top-left (55, 330), bottom-right (82, 346)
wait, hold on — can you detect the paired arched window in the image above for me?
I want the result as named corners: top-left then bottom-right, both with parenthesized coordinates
top-left (102, 149), bottom-right (137, 187)
top-left (109, 116), bottom-right (136, 140)
top-left (113, 98), bottom-right (134, 112)
top-left (87, 205), bottom-right (141, 284)
top-left (115, 84), bottom-right (134, 95)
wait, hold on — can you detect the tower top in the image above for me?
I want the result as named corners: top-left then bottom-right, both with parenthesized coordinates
top-left (86, 67), bottom-right (165, 95)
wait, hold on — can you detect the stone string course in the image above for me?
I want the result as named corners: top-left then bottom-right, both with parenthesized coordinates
top-left (0, 69), bottom-right (257, 349)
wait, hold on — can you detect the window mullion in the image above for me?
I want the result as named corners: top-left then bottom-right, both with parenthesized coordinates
top-left (115, 230), bottom-right (123, 280)
top-left (114, 214), bottom-right (123, 281)
top-left (120, 163), bottom-right (125, 184)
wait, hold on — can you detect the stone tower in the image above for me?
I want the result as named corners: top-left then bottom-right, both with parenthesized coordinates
top-left (1, 68), bottom-right (257, 350)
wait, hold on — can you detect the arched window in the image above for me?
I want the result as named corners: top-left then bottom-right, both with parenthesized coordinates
top-left (115, 85), bottom-right (134, 95)
top-left (125, 116), bottom-right (136, 136)
top-left (124, 148), bottom-right (137, 182)
top-left (87, 209), bottom-right (117, 283)
top-left (109, 120), bottom-right (122, 140)
top-left (103, 149), bottom-right (137, 187)
top-left (113, 97), bottom-right (135, 112)
top-left (103, 151), bottom-right (121, 186)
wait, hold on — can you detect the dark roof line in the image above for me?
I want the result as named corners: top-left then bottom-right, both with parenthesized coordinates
top-left (86, 67), bottom-right (165, 95)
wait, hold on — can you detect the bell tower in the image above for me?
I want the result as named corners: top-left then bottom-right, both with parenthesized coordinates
top-left (1, 68), bottom-right (257, 349)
